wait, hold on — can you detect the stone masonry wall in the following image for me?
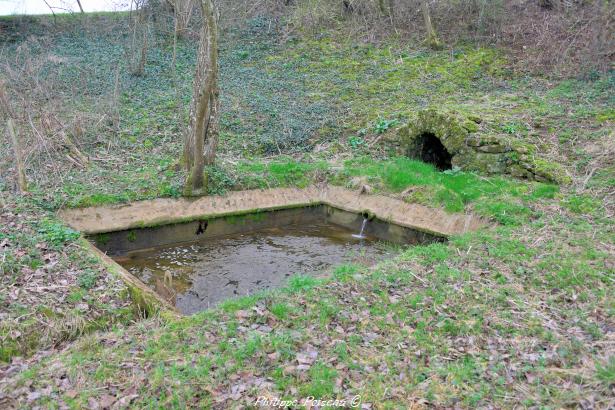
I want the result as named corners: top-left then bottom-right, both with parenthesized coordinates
top-left (392, 109), bottom-right (570, 184)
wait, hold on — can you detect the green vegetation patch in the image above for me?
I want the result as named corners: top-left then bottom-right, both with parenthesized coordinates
top-left (0, 196), bottom-right (135, 362)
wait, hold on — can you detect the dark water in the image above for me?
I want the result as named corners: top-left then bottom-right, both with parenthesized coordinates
top-left (116, 223), bottom-right (392, 314)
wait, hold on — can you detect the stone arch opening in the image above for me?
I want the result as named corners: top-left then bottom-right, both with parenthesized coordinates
top-left (417, 133), bottom-right (453, 171)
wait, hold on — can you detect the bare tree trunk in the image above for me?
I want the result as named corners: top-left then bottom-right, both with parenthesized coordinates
top-left (6, 119), bottom-right (28, 193)
top-left (421, 0), bottom-right (442, 49)
top-left (76, 0), bottom-right (84, 14)
top-left (0, 82), bottom-right (28, 193)
top-left (183, 0), bottom-right (219, 196)
top-left (42, 0), bottom-right (57, 23)
top-left (170, 0), bottom-right (195, 38)
top-left (137, 25), bottom-right (149, 75)
top-left (387, 0), bottom-right (396, 31)
top-left (128, 0), bottom-right (150, 76)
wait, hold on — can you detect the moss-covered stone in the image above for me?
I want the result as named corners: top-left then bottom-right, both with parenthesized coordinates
top-left (455, 151), bottom-right (508, 174)
top-left (462, 120), bottom-right (480, 133)
top-left (467, 114), bottom-right (482, 124)
top-left (466, 133), bottom-right (506, 148)
top-left (392, 108), bottom-right (568, 184)
top-left (510, 140), bottom-right (536, 155)
top-left (477, 144), bottom-right (508, 154)
top-left (522, 157), bottom-right (572, 185)
top-left (508, 164), bottom-right (534, 179)
top-left (401, 108), bottom-right (470, 156)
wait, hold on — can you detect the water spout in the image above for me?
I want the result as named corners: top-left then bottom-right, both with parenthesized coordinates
top-left (352, 217), bottom-right (368, 239)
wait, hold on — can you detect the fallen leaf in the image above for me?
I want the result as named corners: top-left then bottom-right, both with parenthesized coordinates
top-left (296, 350), bottom-right (318, 365)
top-left (100, 394), bottom-right (116, 408)
top-left (26, 391), bottom-right (41, 402)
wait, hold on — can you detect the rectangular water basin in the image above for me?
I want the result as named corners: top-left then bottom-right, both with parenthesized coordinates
top-left (89, 205), bottom-right (443, 314)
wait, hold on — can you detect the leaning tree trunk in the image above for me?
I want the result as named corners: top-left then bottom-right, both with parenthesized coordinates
top-left (183, 0), bottom-right (219, 196)
top-left (421, 0), bottom-right (442, 50)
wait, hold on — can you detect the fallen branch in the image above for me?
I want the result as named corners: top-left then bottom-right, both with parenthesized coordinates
top-left (60, 131), bottom-right (89, 167)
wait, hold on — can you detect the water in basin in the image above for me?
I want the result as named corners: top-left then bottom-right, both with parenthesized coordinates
top-left (115, 222), bottom-right (392, 314)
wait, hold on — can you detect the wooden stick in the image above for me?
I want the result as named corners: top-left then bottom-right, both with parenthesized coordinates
top-left (6, 118), bottom-right (28, 193)
top-left (60, 131), bottom-right (89, 167)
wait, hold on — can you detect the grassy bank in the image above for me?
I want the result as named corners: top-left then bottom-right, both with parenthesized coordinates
top-left (2, 184), bottom-right (613, 407)
top-left (1, 15), bottom-right (611, 209)
top-left (0, 195), bottom-right (135, 362)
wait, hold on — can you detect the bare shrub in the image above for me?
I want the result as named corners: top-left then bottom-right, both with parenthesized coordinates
top-left (217, 0), bottom-right (288, 31)
top-left (127, 0), bottom-right (153, 76)
top-left (0, 37), bottom-right (119, 193)
top-left (214, 0), bottom-right (613, 76)
top-left (497, 0), bottom-right (614, 76)
top-left (165, 0), bottom-right (196, 37)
